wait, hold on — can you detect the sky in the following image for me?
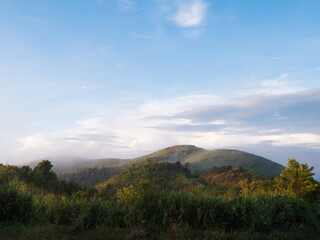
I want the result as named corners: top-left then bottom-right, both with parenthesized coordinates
top-left (0, 0), bottom-right (320, 171)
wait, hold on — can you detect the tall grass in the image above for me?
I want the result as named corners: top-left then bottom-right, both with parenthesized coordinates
top-left (0, 185), bottom-right (34, 223)
top-left (121, 190), bottom-right (319, 232)
top-left (71, 200), bottom-right (125, 231)
top-left (1, 184), bottom-right (319, 236)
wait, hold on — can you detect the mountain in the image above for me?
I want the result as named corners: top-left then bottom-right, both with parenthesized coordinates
top-left (183, 149), bottom-right (285, 177)
top-left (29, 145), bottom-right (284, 187)
top-left (127, 146), bottom-right (284, 177)
top-left (130, 145), bottom-right (205, 165)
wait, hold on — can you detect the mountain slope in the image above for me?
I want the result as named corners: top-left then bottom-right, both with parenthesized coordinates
top-left (130, 145), bottom-right (205, 165)
top-left (183, 149), bottom-right (284, 176)
top-left (127, 146), bottom-right (283, 177)
top-left (30, 145), bottom-right (284, 183)
top-left (59, 165), bottom-right (127, 186)
top-left (199, 165), bottom-right (264, 196)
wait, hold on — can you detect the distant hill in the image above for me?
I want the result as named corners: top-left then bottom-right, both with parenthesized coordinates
top-left (126, 146), bottom-right (284, 177)
top-left (59, 165), bottom-right (127, 186)
top-left (183, 149), bottom-right (285, 177)
top-left (27, 156), bottom-right (127, 174)
top-left (29, 145), bottom-right (284, 186)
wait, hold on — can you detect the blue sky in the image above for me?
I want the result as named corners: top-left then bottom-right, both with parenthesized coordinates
top-left (1, 0), bottom-right (320, 170)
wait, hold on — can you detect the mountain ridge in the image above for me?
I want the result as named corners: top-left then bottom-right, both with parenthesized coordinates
top-left (29, 146), bottom-right (284, 177)
top-left (51, 145), bottom-right (286, 186)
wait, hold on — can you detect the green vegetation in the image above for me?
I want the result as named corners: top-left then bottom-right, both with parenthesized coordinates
top-left (1, 150), bottom-right (319, 239)
top-left (199, 165), bottom-right (265, 196)
top-left (275, 158), bottom-right (318, 199)
top-left (59, 166), bottom-right (125, 186)
top-left (96, 161), bottom-right (196, 200)
top-left (131, 145), bottom-right (205, 164)
top-left (185, 149), bottom-right (285, 176)
top-left (58, 146), bottom-right (285, 187)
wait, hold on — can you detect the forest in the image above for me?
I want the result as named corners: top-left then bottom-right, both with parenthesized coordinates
top-left (0, 155), bottom-right (320, 239)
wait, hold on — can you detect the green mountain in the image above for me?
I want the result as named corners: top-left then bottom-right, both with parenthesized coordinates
top-left (130, 145), bottom-right (205, 165)
top-left (128, 146), bottom-right (284, 177)
top-left (34, 145), bottom-right (284, 186)
top-left (184, 149), bottom-right (285, 177)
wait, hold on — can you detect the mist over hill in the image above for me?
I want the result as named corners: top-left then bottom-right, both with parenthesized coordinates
top-left (27, 156), bottom-right (128, 174)
top-left (44, 145), bottom-right (286, 187)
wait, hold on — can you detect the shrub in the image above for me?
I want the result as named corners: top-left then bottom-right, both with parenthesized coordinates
top-left (45, 195), bottom-right (82, 225)
top-left (0, 185), bottom-right (34, 223)
top-left (257, 195), bottom-right (318, 229)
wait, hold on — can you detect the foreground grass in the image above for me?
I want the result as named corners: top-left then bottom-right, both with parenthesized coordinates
top-left (1, 223), bottom-right (319, 240)
top-left (0, 223), bottom-right (128, 240)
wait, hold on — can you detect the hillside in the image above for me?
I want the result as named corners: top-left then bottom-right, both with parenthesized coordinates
top-left (130, 145), bottom-right (205, 165)
top-left (59, 165), bottom-right (126, 186)
top-left (200, 166), bottom-right (264, 196)
top-left (130, 147), bottom-right (284, 177)
top-left (96, 161), bottom-right (196, 199)
top-left (184, 149), bottom-right (284, 177)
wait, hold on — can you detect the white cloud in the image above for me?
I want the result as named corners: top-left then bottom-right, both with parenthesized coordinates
top-left (173, 0), bottom-right (207, 27)
top-left (315, 67), bottom-right (320, 71)
top-left (209, 120), bottom-right (226, 125)
top-left (117, 0), bottom-right (133, 11)
top-left (139, 94), bottom-right (221, 116)
top-left (240, 73), bottom-right (304, 96)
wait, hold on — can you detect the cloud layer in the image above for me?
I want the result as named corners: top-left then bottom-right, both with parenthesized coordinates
top-left (12, 79), bottom-right (320, 164)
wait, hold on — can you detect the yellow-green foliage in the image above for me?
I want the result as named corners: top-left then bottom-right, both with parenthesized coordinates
top-left (116, 180), bottom-right (150, 206)
top-left (117, 185), bottom-right (139, 206)
top-left (275, 158), bottom-right (318, 199)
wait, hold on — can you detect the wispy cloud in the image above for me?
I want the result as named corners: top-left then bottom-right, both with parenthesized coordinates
top-left (132, 33), bottom-right (159, 40)
top-left (117, 0), bottom-right (133, 11)
top-left (239, 73), bottom-right (304, 96)
top-left (173, 0), bottom-right (207, 27)
top-left (315, 66), bottom-right (320, 71)
top-left (81, 85), bottom-right (102, 90)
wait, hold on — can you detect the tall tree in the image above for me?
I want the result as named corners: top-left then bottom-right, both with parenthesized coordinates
top-left (275, 158), bottom-right (318, 198)
top-left (32, 160), bottom-right (58, 189)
